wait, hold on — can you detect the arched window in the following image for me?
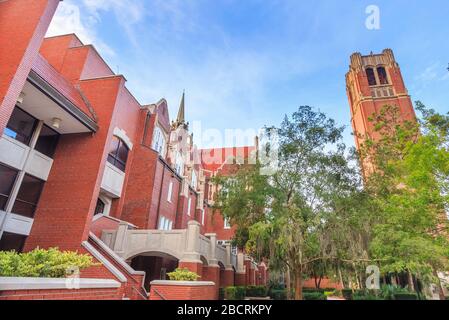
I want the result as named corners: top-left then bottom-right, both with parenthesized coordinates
top-left (107, 136), bottom-right (129, 171)
top-left (152, 126), bottom-right (166, 156)
top-left (366, 68), bottom-right (377, 86)
top-left (377, 67), bottom-right (388, 85)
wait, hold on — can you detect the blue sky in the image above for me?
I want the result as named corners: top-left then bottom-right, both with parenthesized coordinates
top-left (47, 0), bottom-right (449, 148)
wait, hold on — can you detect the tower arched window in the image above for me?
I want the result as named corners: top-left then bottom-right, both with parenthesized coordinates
top-left (377, 66), bottom-right (389, 85)
top-left (175, 152), bottom-right (184, 176)
top-left (366, 68), bottom-right (377, 86)
top-left (191, 170), bottom-right (198, 189)
top-left (107, 136), bottom-right (129, 172)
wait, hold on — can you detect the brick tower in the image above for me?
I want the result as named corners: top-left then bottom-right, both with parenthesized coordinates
top-left (346, 49), bottom-right (417, 173)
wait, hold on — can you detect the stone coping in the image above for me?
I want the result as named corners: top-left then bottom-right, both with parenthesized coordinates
top-left (150, 280), bottom-right (215, 287)
top-left (0, 277), bottom-right (121, 291)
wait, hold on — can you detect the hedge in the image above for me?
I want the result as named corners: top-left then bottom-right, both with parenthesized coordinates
top-left (246, 285), bottom-right (267, 297)
top-left (342, 289), bottom-right (353, 300)
top-left (0, 248), bottom-right (95, 278)
top-left (303, 292), bottom-right (327, 300)
top-left (270, 289), bottom-right (288, 300)
top-left (225, 286), bottom-right (246, 300)
top-left (393, 293), bottom-right (418, 300)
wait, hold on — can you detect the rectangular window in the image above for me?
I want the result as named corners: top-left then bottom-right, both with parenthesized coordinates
top-left (168, 220), bottom-right (173, 231)
top-left (11, 174), bottom-right (45, 218)
top-left (224, 217), bottom-right (231, 229)
top-left (158, 217), bottom-right (165, 230)
top-left (35, 125), bottom-right (60, 158)
top-left (4, 107), bottom-right (37, 146)
top-left (201, 208), bottom-right (205, 225)
top-left (187, 198), bottom-right (192, 216)
top-left (0, 232), bottom-right (26, 252)
top-left (167, 181), bottom-right (173, 202)
top-left (0, 165), bottom-right (18, 211)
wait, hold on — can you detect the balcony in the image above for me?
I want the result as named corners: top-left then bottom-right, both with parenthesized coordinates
top-left (101, 162), bottom-right (125, 198)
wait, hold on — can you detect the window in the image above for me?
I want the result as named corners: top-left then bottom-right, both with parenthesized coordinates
top-left (94, 198), bottom-right (106, 216)
top-left (107, 136), bottom-right (129, 172)
top-left (4, 107), bottom-right (37, 146)
top-left (187, 197), bottom-right (192, 216)
top-left (377, 67), bottom-right (389, 85)
top-left (152, 126), bottom-right (166, 156)
top-left (158, 216), bottom-right (166, 230)
top-left (366, 68), bottom-right (377, 86)
top-left (224, 217), bottom-right (231, 229)
top-left (35, 125), bottom-right (59, 158)
top-left (175, 153), bottom-right (184, 176)
top-left (158, 216), bottom-right (173, 231)
top-left (167, 181), bottom-right (173, 202)
top-left (0, 165), bottom-right (18, 211)
top-left (201, 208), bottom-right (205, 225)
top-left (0, 232), bottom-right (26, 252)
top-left (191, 171), bottom-right (198, 189)
top-left (11, 174), bottom-right (45, 218)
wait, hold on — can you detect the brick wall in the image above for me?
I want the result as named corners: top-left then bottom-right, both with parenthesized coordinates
top-left (149, 281), bottom-right (215, 300)
top-left (0, 0), bottom-right (60, 134)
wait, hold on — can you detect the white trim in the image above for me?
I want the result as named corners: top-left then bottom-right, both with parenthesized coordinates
top-left (0, 277), bottom-right (121, 291)
top-left (150, 280), bottom-right (215, 287)
top-left (113, 127), bottom-right (133, 150)
top-left (81, 241), bottom-right (127, 283)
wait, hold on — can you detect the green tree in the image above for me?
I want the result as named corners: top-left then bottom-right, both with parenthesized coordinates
top-left (361, 103), bottom-right (449, 291)
top-left (215, 106), bottom-right (364, 299)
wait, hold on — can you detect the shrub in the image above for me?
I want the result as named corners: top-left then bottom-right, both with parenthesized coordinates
top-left (303, 288), bottom-right (325, 294)
top-left (167, 268), bottom-right (200, 281)
top-left (380, 285), bottom-right (409, 300)
top-left (303, 292), bottom-right (327, 300)
top-left (246, 285), bottom-right (267, 297)
top-left (393, 293), bottom-right (418, 300)
top-left (218, 288), bottom-right (225, 300)
top-left (0, 248), bottom-right (95, 278)
top-left (270, 289), bottom-right (287, 300)
top-left (225, 286), bottom-right (246, 300)
top-left (342, 289), bottom-right (353, 300)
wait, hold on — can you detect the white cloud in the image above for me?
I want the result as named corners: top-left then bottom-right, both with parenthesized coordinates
top-left (46, 0), bottom-right (115, 56)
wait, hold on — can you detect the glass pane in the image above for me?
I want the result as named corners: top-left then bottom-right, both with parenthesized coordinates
top-left (35, 125), bottom-right (60, 158)
top-left (12, 174), bottom-right (44, 218)
top-left (108, 137), bottom-right (120, 156)
top-left (0, 196), bottom-right (8, 211)
top-left (94, 198), bottom-right (105, 215)
top-left (0, 165), bottom-right (18, 196)
top-left (117, 142), bottom-right (129, 164)
top-left (11, 200), bottom-right (36, 218)
top-left (377, 67), bottom-right (388, 85)
top-left (5, 107), bottom-right (37, 145)
top-left (0, 232), bottom-right (27, 252)
top-left (366, 68), bottom-right (377, 86)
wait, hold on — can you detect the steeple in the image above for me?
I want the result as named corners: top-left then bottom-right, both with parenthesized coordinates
top-left (172, 91), bottom-right (189, 129)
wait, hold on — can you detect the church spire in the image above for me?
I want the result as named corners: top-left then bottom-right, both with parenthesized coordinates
top-left (172, 91), bottom-right (188, 129)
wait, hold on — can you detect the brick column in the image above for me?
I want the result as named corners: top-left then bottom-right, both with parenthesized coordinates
top-left (202, 265), bottom-right (220, 300)
top-left (220, 268), bottom-right (235, 288)
top-left (0, 0), bottom-right (60, 134)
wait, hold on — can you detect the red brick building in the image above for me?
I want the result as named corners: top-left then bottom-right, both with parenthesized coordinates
top-left (0, 0), bottom-right (267, 300)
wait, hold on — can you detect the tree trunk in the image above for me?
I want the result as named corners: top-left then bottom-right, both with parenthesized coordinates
top-left (285, 267), bottom-right (291, 300)
top-left (294, 269), bottom-right (303, 300)
top-left (407, 271), bottom-right (415, 292)
top-left (338, 267), bottom-right (344, 288)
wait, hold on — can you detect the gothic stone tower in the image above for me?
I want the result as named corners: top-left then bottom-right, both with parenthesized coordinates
top-left (346, 53), bottom-right (449, 294)
top-left (346, 49), bottom-right (416, 155)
